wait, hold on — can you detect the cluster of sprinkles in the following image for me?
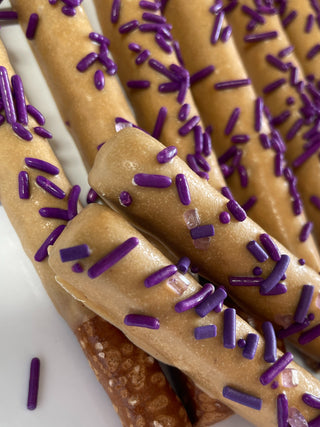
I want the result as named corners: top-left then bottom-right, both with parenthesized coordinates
top-left (48, 0), bottom-right (83, 18)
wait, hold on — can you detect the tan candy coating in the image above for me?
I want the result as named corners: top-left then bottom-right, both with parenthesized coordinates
top-left (89, 127), bottom-right (320, 361)
top-left (49, 202), bottom-right (320, 427)
top-left (163, 0), bottom-right (320, 272)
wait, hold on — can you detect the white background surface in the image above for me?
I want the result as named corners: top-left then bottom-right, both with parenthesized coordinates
top-left (0, 1), bottom-right (259, 426)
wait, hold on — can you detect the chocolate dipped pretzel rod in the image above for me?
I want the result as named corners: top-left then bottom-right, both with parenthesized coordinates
top-left (48, 201), bottom-right (320, 426)
top-left (161, 0), bottom-right (320, 272)
top-left (11, 0), bottom-right (225, 188)
top-left (218, 0), bottom-right (320, 250)
top-left (0, 41), bottom-right (192, 426)
top-left (89, 127), bottom-right (320, 362)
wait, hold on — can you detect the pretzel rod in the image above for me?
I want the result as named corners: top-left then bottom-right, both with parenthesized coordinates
top-left (48, 201), bottom-right (320, 426)
top-left (89, 127), bottom-right (320, 361)
top-left (0, 40), bottom-right (192, 426)
top-left (220, 0), bottom-right (320, 249)
top-left (92, 0), bottom-right (225, 187)
top-left (161, 0), bottom-right (320, 272)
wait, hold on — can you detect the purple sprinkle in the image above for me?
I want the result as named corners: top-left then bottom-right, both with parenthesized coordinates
top-left (289, 66), bottom-right (299, 86)
top-left (72, 263), bottom-right (83, 273)
top-left (67, 185), bottom-right (81, 220)
top-left (218, 146), bottom-right (238, 165)
top-left (176, 256), bottom-right (190, 274)
top-left (238, 339), bottom-right (246, 348)
top-left (263, 78), bottom-right (286, 94)
top-left (124, 314), bottom-right (160, 329)
top-left (76, 52), bottom-right (98, 72)
top-left (27, 357), bottom-right (40, 410)
top-left (196, 287), bottom-right (227, 318)
top-left (300, 221), bottom-right (313, 242)
top-left (237, 165), bottom-right (248, 187)
top-left (178, 116), bottom-right (200, 136)
top-left (277, 394), bottom-right (288, 427)
top-left (134, 173), bottom-right (172, 188)
top-left (242, 333), bottom-right (259, 360)
top-left (254, 97), bottom-right (263, 132)
top-left (127, 80), bottom-right (151, 89)
top-left (215, 79), bottom-right (251, 90)
top-left (139, 22), bottom-right (163, 32)
top-left (0, 66), bottom-right (16, 125)
top-left (271, 110), bottom-right (291, 127)
top-left (175, 282), bottom-right (214, 313)
top-left (172, 39), bottom-right (184, 66)
top-left (211, 11), bottom-right (225, 44)
top-left (152, 106), bottom-right (167, 139)
top-left (175, 174), bottom-right (191, 206)
top-left (277, 318), bottom-right (310, 340)
top-left (94, 70), bottom-right (105, 91)
top-left (26, 13), bottom-right (39, 40)
top-left (282, 10), bottom-right (297, 28)
top-left (202, 131), bottom-right (212, 156)
top-left (224, 107), bottom-right (240, 135)
top-left (158, 81), bottom-right (180, 93)
top-left (26, 105), bottom-right (45, 126)
top-left (222, 386), bottom-right (262, 410)
top-left (142, 11), bottom-right (166, 23)
top-left (119, 191), bottom-right (132, 207)
top-left (231, 134), bottom-right (250, 144)
top-left (219, 211), bottom-right (230, 224)
top-left (88, 237), bottom-right (139, 279)
top-left (34, 224), bottom-right (66, 262)
top-left (111, 0), bottom-right (121, 23)
top-left (298, 322), bottom-right (320, 345)
top-left (34, 127), bottom-right (52, 139)
top-left (259, 234), bottom-right (281, 261)
top-left (263, 282), bottom-right (287, 295)
top-left (286, 96), bottom-right (295, 105)
top-left (155, 32), bottom-right (172, 53)
top-left (223, 0), bottom-right (238, 14)
top-left (305, 14), bottom-right (314, 33)
top-left (221, 186), bottom-right (234, 200)
top-left (190, 65), bottom-right (215, 86)
top-left (298, 258), bottom-right (306, 266)
top-left (12, 122), bottom-right (33, 141)
top-left (39, 207), bottom-right (69, 220)
top-left (293, 139), bottom-right (320, 168)
top-left (178, 103), bottom-right (190, 121)
top-left (253, 266), bottom-right (262, 276)
top-left (210, 0), bottom-right (223, 14)
top-left (265, 54), bottom-right (289, 72)
top-left (89, 32), bottom-right (110, 46)
top-left (244, 31), bottom-right (278, 42)
top-left (260, 254), bottom-right (290, 295)
top-left (310, 195), bottom-right (320, 209)
top-left (156, 146), bottom-right (177, 163)
top-left (11, 75), bottom-right (28, 126)
top-left (262, 321), bottom-right (277, 363)
top-left (246, 241), bottom-right (268, 262)
top-left (294, 285), bottom-right (314, 324)
top-left (61, 6), bottom-right (76, 16)
top-left (99, 52), bottom-right (117, 75)
top-left (36, 176), bottom-right (65, 199)
top-left (0, 11), bottom-right (18, 20)
top-left (148, 58), bottom-right (180, 82)
top-left (286, 118), bottom-right (304, 141)
top-left (227, 199), bottom-right (246, 222)
top-left (302, 393), bottom-right (320, 409)
top-left (229, 276), bottom-right (263, 287)
top-left (194, 325), bottom-right (217, 340)
top-left (241, 4), bottom-right (265, 23)
top-left (260, 352), bottom-right (293, 385)
top-left (62, 0), bottom-right (82, 6)
top-left (221, 25), bottom-right (232, 42)
top-left (128, 43), bottom-right (142, 53)
top-left (135, 49), bottom-right (151, 65)
top-left (307, 43), bottom-right (320, 59)
top-left (278, 45), bottom-right (294, 58)
top-left (18, 171), bottom-right (29, 199)
top-left (223, 308), bottom-right (236, 349)
top-left (139, 0), bottom-right (160, 11)
top-left (60, 244), bottom-right (91, 262)
top-left (119, 19), bottom-right (139, 34)
top-left (145, 264), bottom-right (177, 288)
top-left (190, 224), bottom-right (214, 239)
top-left (187, 154), bottom-right (201, 175)
top-left (194, 153), bottom-right (210, 172)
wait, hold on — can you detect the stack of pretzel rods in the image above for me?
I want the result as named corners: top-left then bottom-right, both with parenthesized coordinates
top-left (210, 0), bottom-right (320, 251)
top-left (0, 38), bottom-right (201, 426)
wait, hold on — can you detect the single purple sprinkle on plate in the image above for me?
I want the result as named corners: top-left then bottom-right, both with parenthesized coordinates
top-left (190, 224), bottom-right (214, 240)
top-left (299, 221), bottom-right (313, 242)
top-left (134, 173), bottom-right (172, 188)
top-left (215, 79), bottom-right (251, 90)
top-left (25, 157), bottom-right (59, 175)
top-left (72, 262), bottom-right (84, 273)
top-left (26, 13), bottom-right (39, 40)
top-left (0, 66), bottom-right (16, 125)
top-left (68, 185), bottom-right (81, 219)
top-left (119, 190), bottom-right (132, 207)
top-left (176, 256), bottom-right (190, 274)
top-left (76, 52), bottom-right (98, 72)
top-left (34, 224), bottom-right (66, 262)
top-left (227, 199), bottom-right (246, 222)
top-left (175, 174), bottom-right (191, 206)
top-left (87, 187), bottom-right (98, 204)
top-left (219, 211), bottom-right (230, 224)
top-left (222, 386), bottom-right (262, 410)
top-left (111, 0), bottom-right (121, 23)
top-left (119, 19), bottom-right (139, 34)
top-left (298, 322), bottom-right (320, 345)
top-left (88, 237), bottom-right (139, 279)
top-left (175, 283), bottom-right (214, 313)
top-left (260, 352), bottom-right (293, 385)
top-left (27, 357), bottom-right (40, 410)
top-left (244, 31), bottom-right (278, 42)
top-left (157, 145), bottom-right (177, 163)
top-left (127, 80), bottom-right (151, 89)
top-left (39, 207), bottom-right (69, 220)
top-left (36, 176), bottom-right (65, 199)
top-left (145, 264), bottom-right (177, 288)
top-left (26, 104), bottom-right (45, 125)
top-left (260, 254), bottom-right (290, 295)
top-left (294, 284), bottom-right (314, 324)
top-left (262, 321), bottom-right (277, 363)
top-left (11, 75), bottom-right (28, 126)
top-left (259, 233), bottom-right (281, 261)
top-left (194, 325), bottom-right (217, 340)
top-left (60, 244), bottom-right (91, 262)
top-left (124, 314), bottom-right (160, 330)
top-left (18, 171), bottom-right (29, 199)
top-left (34, 126), bottom-right (53, 139)
top-left (196, 287), bottom-right (227, 318)
top-left (302, 393), bottom-right (320, 409)
top-left (242, 333), bottom-right (259, 360)
top-left (277, 393), bottom-right (288, 427)
top-left (246, 241), bottom-right (268, 262)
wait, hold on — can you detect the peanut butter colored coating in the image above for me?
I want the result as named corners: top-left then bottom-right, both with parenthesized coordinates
top-left (49, 202), bottom-right (320, 427)
top-left (222, 0), bottom-right (320, 250)
top-left (11, 0), bottom-right (135, 170)
top-left (163, 0), bottom-right (320, 272)
top-left (89, 127), bottom-right (320, 361)
top-left (93, 0), bottom-right (225, 189)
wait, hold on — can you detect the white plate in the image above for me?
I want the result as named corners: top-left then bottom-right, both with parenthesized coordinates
top-left (0, 1), bottom-right (277, 426)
